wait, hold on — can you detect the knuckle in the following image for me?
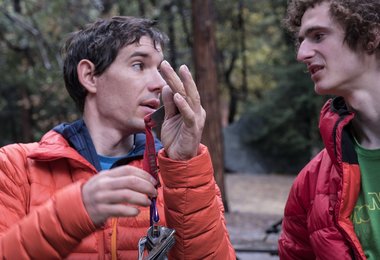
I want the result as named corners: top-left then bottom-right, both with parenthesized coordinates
top-left (96, 178), bottom-right (110, 191)
top-left (120, 190), bottom-right (133, 202)
top-left (127, 175), bottom-right (140, 187)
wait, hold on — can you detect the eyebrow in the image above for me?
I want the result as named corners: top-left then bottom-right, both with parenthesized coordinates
top-left (126, 51), bottom-right (164, 66)
top-left (129, 51), bottom-right (150, 59)
top-left (298, 25), bottom-right (325, 42)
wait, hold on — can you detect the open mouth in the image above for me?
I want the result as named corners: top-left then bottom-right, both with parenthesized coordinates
top-left (309, 65), bottom-right (323, 75)
top-left (144, 104), bottom-right (157, 109)
top-left (142, 99), bottom-right (161, 110)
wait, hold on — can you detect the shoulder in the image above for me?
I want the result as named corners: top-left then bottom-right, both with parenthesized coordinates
top-left (0, 130), bottom-right (69, 182)
top-left (0, 142), bottom-right (38, 165)
top-left (286, 148), bottom-right (335, 212)
top-left (296, 148), bottom-right (333, 185)
top-left (0, 142), bottom-right (38, 185)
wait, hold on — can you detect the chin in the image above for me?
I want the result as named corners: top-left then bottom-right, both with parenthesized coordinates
top-left (136, 123), bottom-right (146, 132)
top-left (314, 83), bottom-right (333, 96)
top-left (126, 119), bottom-right (146, 134)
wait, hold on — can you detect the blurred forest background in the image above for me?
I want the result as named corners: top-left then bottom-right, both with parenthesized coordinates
top-left (0, 0), bottom-right (328, 185)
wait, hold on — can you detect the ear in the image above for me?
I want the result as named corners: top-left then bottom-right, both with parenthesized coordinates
top-left (77, 59), bottom-right (97, 93)
top-left (374, 27), bottom-right (380, 50)
top-left (366, 26), bottom-right (380, 54)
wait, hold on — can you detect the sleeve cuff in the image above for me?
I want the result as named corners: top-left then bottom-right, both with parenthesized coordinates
top-left (158, 144), bottom-right (214, 188)
top-left (53, 181), bottom-right (97, 239)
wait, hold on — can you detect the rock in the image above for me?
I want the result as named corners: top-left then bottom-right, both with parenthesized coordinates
top-left (223, 121), bottom-right (267, 174)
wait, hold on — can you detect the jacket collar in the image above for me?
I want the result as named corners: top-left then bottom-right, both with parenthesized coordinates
top-left (53, 119), bottom-right (102, 171)
top-left (319, 97), bottom-right (357, 168)
top-left (30, 119), bottom-right (163, 171)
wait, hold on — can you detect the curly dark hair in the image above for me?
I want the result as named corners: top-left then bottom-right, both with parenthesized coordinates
top-left (284, 0), bottom-right (380, 53)
top-left (61, 16), bottom-right (169, 112)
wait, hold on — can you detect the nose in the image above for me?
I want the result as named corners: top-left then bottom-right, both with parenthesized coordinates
top-left (297, 40), bottom-right (314, 63)
top-left (148, 69), bottom-right (167, 93)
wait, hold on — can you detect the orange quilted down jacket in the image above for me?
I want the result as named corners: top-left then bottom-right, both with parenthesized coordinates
top-left (0, 130), bottom-right (235, 259)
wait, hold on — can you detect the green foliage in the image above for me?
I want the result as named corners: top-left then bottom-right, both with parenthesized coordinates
top-left (216, 0), bottom-right (327, 173)
top-left (238, 33), bottom-right (330, 173)
top-left (215, 0), bottom-right (292, 115)
top-left (0, 0), bottom-right (105, 144)
top-left (240, 58), bottom-right (326, 173)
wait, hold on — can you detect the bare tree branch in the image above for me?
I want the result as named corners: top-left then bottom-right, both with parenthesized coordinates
top-left (0, 7), bottom-right (53, 69)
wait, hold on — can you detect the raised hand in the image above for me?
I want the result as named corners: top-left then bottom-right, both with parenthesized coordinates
top-left (159, 60), bottom-right (206, 161)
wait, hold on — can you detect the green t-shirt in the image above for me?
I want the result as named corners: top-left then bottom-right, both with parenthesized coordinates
top-left (351, 140), bottom-right (380, 259)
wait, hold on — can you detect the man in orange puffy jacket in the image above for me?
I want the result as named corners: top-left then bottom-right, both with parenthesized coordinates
top-left (0, 16), bottom-right (235, 259)
top-left (279, 0), bottom-right (380, 259)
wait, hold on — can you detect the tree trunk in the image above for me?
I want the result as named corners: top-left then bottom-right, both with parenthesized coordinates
top-left (163, 1), bottom-right (177, 69)
top-left (191, 0), bottom-right (229, 211)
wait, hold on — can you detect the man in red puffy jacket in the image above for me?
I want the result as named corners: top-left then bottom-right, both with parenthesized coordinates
top-left (0, 16), bottom-right (235, 259)
top-left (279, 0), bottom-right (380, 259)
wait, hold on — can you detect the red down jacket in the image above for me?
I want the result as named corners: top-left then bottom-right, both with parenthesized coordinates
top-left (0, 130), bottom-right (235, 259)
top-left (278, 97), bottom-right (366, 259)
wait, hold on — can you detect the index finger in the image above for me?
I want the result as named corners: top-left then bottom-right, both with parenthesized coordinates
top-left (102, 165), bottom-right (157, 186)
top-left (178, 64), bottom-right (201, 109)
top-left (160, 60), bottom-right (186, 97)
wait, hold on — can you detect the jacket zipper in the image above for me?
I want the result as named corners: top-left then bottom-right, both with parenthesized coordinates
top-left (111, 218), bottom-right (118, 260)
top-left (333, 119), bottom-right (364, 260)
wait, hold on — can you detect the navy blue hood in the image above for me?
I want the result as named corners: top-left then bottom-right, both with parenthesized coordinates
top-left (53, 119), bottom-right (163, 171)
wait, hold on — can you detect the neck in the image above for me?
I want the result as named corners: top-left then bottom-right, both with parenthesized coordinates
top-left (351, 119), bottom-right (380, 149)
top-left (83, 116), bottom-right (135, 157)
top-left (346, 90), bottom-right (380, 149)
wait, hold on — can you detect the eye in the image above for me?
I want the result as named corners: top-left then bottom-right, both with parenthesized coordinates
top-left (132, 62), bottom-right (144, 71)
top-left (313, 32), bottom-right (325, 42)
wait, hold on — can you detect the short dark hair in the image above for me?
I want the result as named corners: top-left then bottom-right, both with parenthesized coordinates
top-left (61, 16), bottom-right (169, 112)
top-left (284, 0), bottom-right (380, 54)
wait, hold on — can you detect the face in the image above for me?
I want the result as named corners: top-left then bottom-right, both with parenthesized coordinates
top-left (297, 2), bottom-right (369, 96)
top-left (93, 36), bottom-right (166, 133)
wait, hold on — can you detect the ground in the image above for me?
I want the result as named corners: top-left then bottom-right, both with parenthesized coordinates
top-left (224, 173), bottom-right (295, 260)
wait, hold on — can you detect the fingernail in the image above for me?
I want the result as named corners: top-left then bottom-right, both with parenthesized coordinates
top-left (181, 65), bottom-right (192, 78)
top-left (162, 60), bottom-right (172, 70)
top-left (174, 93), bottom-right (183, 101)
top-left (150, 190), bottom-right (158, 198)
top-left (179, 64), bottom-right (188, 73)
top-left (151, 177), bottom-right (158, 185)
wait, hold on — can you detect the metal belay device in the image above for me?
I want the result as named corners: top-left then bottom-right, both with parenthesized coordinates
top-left (138, 225), bottom-right (176, 260)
